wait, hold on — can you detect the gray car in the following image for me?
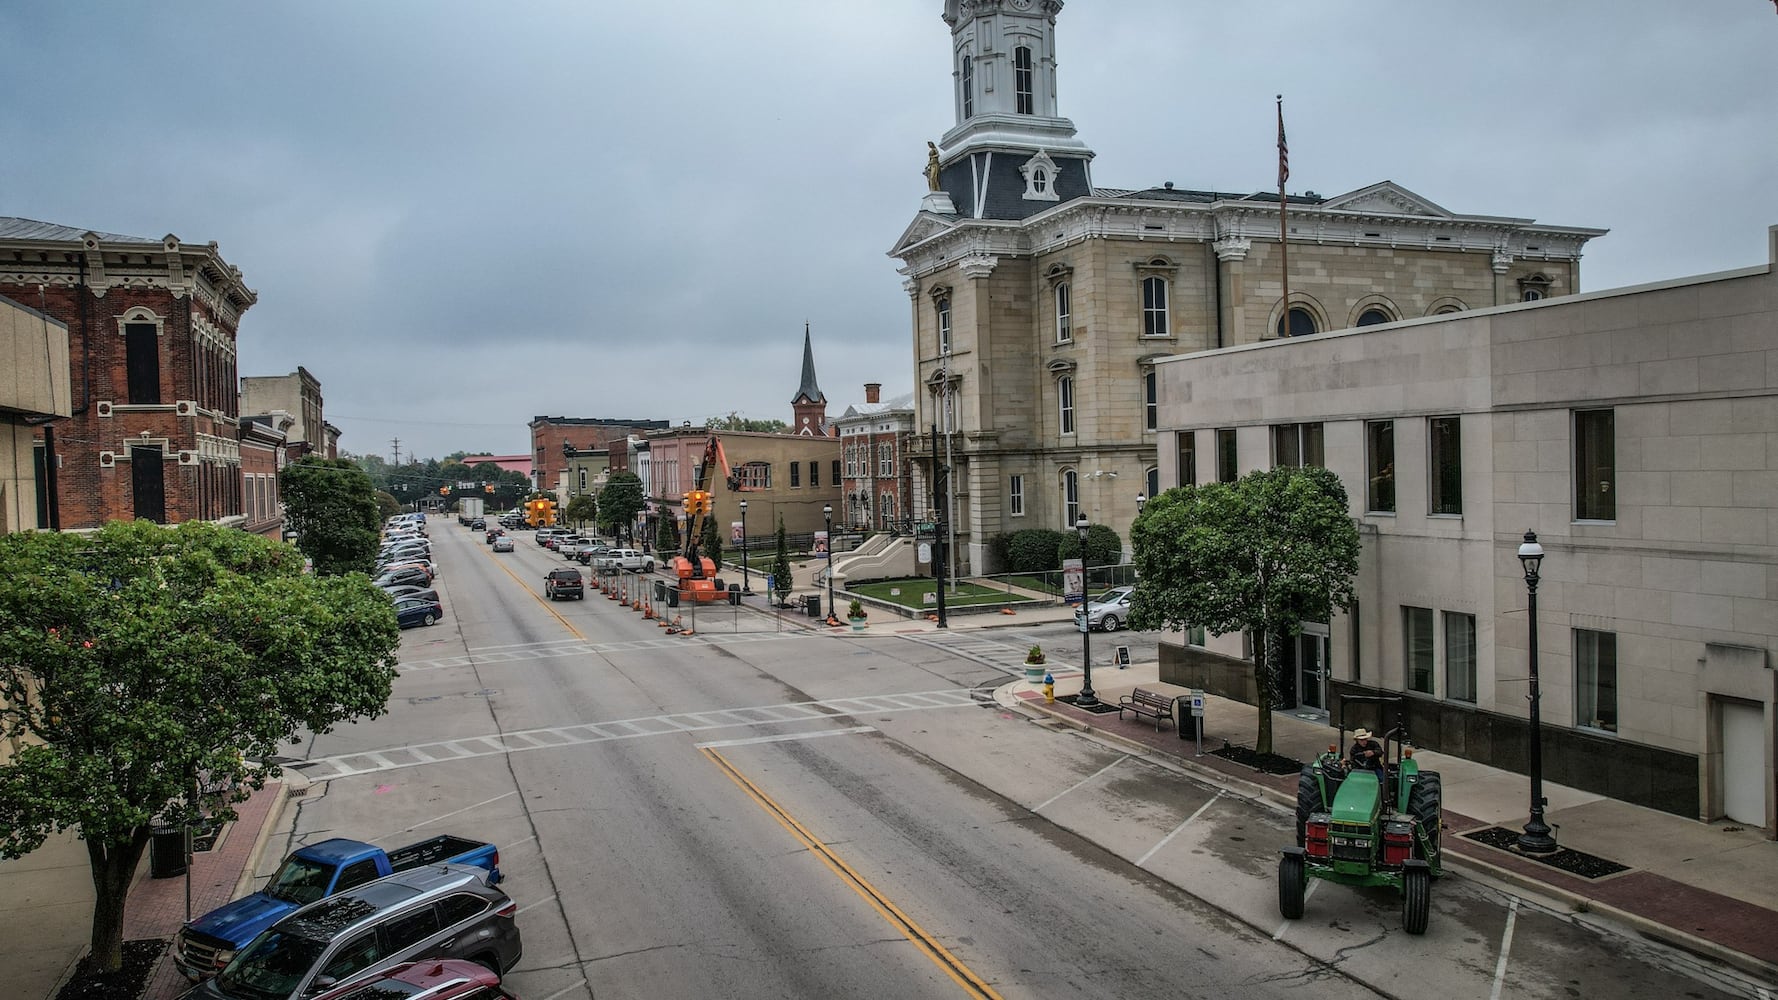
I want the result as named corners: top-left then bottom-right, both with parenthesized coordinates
top-left (1074, 586), bottom-right (1135, 631)
top-left (187, 864), bottom-right (522, 1000)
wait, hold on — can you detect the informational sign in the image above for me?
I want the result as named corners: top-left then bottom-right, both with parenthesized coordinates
top-left (814, 530), bottom-right (829, 557)
top-left (923, 591), bottom-right (938, 605)
top-left (1063, 558), bottom-right (1085, 605)
top-left (730, 521), bottom-right (743, 543)
top-left (1190, 691), bottom-right (1206, 717)
top-left (1114, 645), bottom-right (1130, 667)
top-left (917, 542), bottom-right (932, 564)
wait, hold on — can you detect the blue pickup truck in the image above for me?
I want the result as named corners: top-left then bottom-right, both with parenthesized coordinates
top-left (172, 834), bottom-right (501, 981)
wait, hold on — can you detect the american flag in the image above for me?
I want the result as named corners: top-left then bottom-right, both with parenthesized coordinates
top-left (1276, 95), bottom-right (1289, 189)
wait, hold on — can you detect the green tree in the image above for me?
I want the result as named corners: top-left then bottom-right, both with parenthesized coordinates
top-left (655, 513), bottom-right (679, 554)
top-left (373, 489), bottom-right (401, 522)
top-left (565, 493), bottom-right (598, 530)
top-left (281, 456), bottom-right (381, 576)
top-left (0, 521), bottom-right (400, 973)
top-left (705, 412), bottom-right (788, 433)
top-left (597, 473), bottom-right (644, 546)
top-left (699, 512), bottom-right (723, 569)
top-left (1128, 467), bottom-right (1359, 753)
top-left (771, 514), bottom-right (794, 607)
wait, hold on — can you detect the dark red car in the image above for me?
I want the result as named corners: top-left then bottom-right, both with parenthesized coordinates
top-left (314, 959), bottom-right (517, 999)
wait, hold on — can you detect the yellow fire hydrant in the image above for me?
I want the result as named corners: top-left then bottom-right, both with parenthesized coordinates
top-left (1043, 673), bottom-right (1055, 704)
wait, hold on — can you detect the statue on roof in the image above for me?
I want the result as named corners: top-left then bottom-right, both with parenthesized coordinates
top-left (925, 142), bottom-right (942, 192)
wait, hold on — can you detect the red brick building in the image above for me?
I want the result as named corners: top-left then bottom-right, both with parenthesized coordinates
top-left (0, 218), bottom-right (256, 529)
top-left (238, 414), bottom-right (289, 538)
top-left (834, 384), bottom-right (916, 532)
top-left (528, 416), bottom-right (669, 492)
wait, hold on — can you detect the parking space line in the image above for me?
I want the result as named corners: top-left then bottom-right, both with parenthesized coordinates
top-left (1136, 790), bottom-right (1223, 867)
top-left (536, 980), bottom-right (588, 1000)
top-left (1490, 897), bottom-right (1519, 1000)
top-left (1272, 881), bottom-right (1319, 940)
top-left (1032, 755), bottom-right (1127, 813)
top-left (515, 893), bottom-right (558, 916)
top-left (372, 790), bottom-right (518, 842)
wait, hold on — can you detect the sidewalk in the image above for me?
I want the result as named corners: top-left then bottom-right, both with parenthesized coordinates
top-left (1002, 659), bottom-right (1778, 981)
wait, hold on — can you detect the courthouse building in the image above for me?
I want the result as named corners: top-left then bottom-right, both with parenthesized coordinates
top-left (890, 1), bottom-right (1604, 573)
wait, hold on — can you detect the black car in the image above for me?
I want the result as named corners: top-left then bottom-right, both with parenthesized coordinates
top-left (394, 598), bottom-right (444, 628)
top-left (470, 518), bottom-right (486, 530)
top-left (373, 567), bottom-right (431, 591)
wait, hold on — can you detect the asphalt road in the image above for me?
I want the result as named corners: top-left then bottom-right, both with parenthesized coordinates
top-left (263, 522), bottom-right (1767, 1000)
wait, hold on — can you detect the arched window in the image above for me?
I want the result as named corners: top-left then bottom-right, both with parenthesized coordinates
top-left (1357, 309), bottom-right (1391, 327)
top-left (1062, 469), bottom-right (1079, 528)
top-left (1055, 281), bottom-right (1072, 342)
top-left (1142, 276), bottom-right (1169, 337)
top-left (1276, 307), bottom-right (1317, 338)
top-left (960, 54), bottom-right (973, 119)
top-left (1014, 46), bottom-right (1034, 115)
top-left (1058, 375), bottom-right (1075, 434)
top-left (1522, 288), bottom-right (1543, 302)
top-left (937, 296), bottom-right (952, 354)
top-left (1146, 466), bottom-right (1160, 499)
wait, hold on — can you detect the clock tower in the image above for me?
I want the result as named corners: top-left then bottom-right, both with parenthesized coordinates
top-left (934, 0), bottom-right (1093, 220)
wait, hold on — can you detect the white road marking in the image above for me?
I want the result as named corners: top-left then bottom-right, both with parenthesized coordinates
top-left (695, 726), bottom-right (877, 749)
top-left (1136, 790), bottom-right (1223, 867)
top-left (371, 790), bottom-right (518, 842)
top-left (515, 893), bottom-right (558, 916)
top-left (536, 980), bottom-right (588, 1000)
top-left (468, 638), bottom-right (592, 652)
top-left (294, 689), bottom-right (982, 781)
top-left (1490, 897), bottom-right (1519, 1000)
top-left (400, 630), bottom-right (810, 673)
top-left (1272, 880), bottom-right (1319, 940)
top-left (1032, 755), bottom-right (1127, 813)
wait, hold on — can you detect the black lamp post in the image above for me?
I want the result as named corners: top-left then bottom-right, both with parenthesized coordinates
top-left (1075, 514), bottom-right (1098, 707)
top-left (739, 500), bottom-right (752, 595)
top-left (1517, 530), bottom-right (1557, 854)
top-left (823, 503), bottom-right (835, 621)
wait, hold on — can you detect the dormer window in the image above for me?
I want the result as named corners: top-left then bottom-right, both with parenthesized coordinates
top-left (1518, 272), bottom-right (1553, 302)
top-left (1014, 46), bottom-right (1034, 115)
top-left (1020, 149), bottom-right (1061, 202)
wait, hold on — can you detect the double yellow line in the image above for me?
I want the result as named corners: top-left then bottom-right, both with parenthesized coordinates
top-left (477, 535), bottom-right (587, 642)
top-left (701, 746), bottom-right (1006, 1000)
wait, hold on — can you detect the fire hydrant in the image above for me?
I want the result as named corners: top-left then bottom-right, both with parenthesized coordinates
top-left (1043, 673), bottom-right (1055, 704)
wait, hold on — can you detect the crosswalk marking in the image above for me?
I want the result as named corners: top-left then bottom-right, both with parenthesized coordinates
top-left (899, 631), bottom-right (1081, 677)
top-left (291, 688), bottom-right (988, 782)
top-left (398, 630), bottom-right (812, 673)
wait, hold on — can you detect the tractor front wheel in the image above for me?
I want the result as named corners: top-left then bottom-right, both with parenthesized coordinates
top-left (1402, 867), bottom-right (1430, 935)
top-left (1278, 853), bottom-right (1306, 920)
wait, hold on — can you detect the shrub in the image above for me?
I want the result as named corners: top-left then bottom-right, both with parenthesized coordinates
top-left (1006, 529), bottom-right (1070, 573)
top-left (985, 532), bottom-right (1014, 574)
top-left (848, 598), bottom-right (865, 619)
top-left (1057, 524), bottom-right (1123, 565)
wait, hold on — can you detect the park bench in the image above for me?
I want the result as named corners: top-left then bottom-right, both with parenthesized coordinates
top-left (1118, 687), bottom-right (1175, 731)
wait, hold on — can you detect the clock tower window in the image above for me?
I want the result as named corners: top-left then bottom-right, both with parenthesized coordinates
top-left (1014, 46), bottom-right (1034, 114)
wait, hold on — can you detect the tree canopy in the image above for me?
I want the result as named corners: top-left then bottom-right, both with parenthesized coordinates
top-left (705, 412), bottom-right (788, 433)
top-left (1128, 466), bottom-right (1359, 752)
top-left (280, 456), bottom-right (381, 575)
top-left (597, 473), bottom-right (644, 545)
top-left (0, 521), bottom-right (400, 971)
top-left (564, 493), bottom-right (598, 529)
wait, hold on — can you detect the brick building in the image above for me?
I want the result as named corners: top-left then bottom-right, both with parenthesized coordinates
top-left (528, 416), bottom-right (669, 493)
top-left (641, 426), bottom-right (842, 550)
top-left (237, 413), bottom-right (289, 538)
top-left (0, 218), bottom-right (256, 529)
top-left (834, 383), bottom-right (915, 532)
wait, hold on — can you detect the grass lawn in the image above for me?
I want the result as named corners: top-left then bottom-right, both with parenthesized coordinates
top-left (851, 578), bottom-right (1040, 610)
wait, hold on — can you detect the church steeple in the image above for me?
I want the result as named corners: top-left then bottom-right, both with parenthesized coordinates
top-left (790, 323), bottom-right (828, 436)
top-left (930, 0), bottom-right (1093, 220)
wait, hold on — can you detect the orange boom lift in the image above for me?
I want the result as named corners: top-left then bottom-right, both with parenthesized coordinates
top-left (670, 435), bottom-right (747, 604)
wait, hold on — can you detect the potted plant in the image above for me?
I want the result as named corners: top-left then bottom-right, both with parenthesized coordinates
top-left (1024, 644), bottom-right (1047, 683)
top-left (847, 598), bottom-right (868, 631)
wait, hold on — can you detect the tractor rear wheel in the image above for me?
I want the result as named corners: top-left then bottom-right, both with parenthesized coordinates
top-left (1402, 867), bottom-right (1430, 935)
top-left (1294, 768), bottom-right (1318, 847)
top-left (1278, 853), bottom-right (1306, 920)
top-left (1408, 771), bottom-right (1443, 870)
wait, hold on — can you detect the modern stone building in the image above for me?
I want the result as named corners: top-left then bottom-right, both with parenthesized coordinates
top-left (889, 1), bottom-right (1604, 574)
top-left (1154, 225), bottom-right (1778, 829)
top-left (0, 293), bottom-right (71, 532)
top-left (0, 217), bottom-right (257, 529)
top-left (239, 367), bottom-right (326, 459)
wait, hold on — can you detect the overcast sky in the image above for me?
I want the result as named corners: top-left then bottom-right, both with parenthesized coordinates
top-left (4, 2), bottom-right (1774, 462)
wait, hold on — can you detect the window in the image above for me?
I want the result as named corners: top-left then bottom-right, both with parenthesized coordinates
top-left (1187, 626), bottom-right (1207, 647)
top-left (878, 443), bottom-right (892, 477)
top-left (1058, 376), bottom-right (1075, 434)
top-left (832, 459), bottom-right (841, 486)
top-left (1009, 475), bottom-right (1024, 516)
top-left (1176, 431), bottom-right (1196, 486)
top-left (1062, 469), bottom-right (1079, 527)
top-left (124, 322), bottom-right (160, 404)
top-left (1142, 276), bottom-right (1169, 337)
top-left (1444, 611), bottom-right (1476, 703)
top-left (1145, 466), bottom-right (1159, 499)
top-left (790, 462), bottom-right (801, 488)
top-left (741, 462), bottom-right (771, 489)
top-left (34, 442), bottom-right (49, 528)
top-left (937, 297), bottom-right (952, 354)
top-left (130, 446), bottom-right (165, 524)
top-left (439, 893), bottom-right (488, 926)
top-left (880, 492), bottom-right (895, 529)
top-left (1575, 629), bottom-right (1618, 732)
top-left (1144, 370), bottom-right (1158, 431)
top-left (384, 904), bottom-right (442, 951)
top-left (845, 444), bottom-right (856, 478)
top-left (335, 858), bottom-right (382, 892)
top-left (1575, 409), bottom-right (1614, 521)
top-left (1014, 45), bottom-right (1033, 114)
top-left (809, 461), bottom-right (820, 488)
top-left (1429, 416), bottom-right (1462, 515)
top-left (320, 932), bottom-right (383, 982)
top-left (1366, 420), bottom-right (1395, 512)
top-left (1403, 606), bottom-right (1434, 695)
top-left (578, 468), bottom-right (587, 491)
top-left (1055, 282), bottom-right (1072, 342)
top-left (1216, 428), bottom-right (1238, 483)
top-left (1272, 423), bottom-right (1324, 468)
top-left (960, 53), bottom-right (973, 118)
top-left (1356, 309), bottom-right (1391, 327)
top-left (1276, 307), bottom-right (1317, 338)
top-left (1522, 288), bottom-right (1543, 302)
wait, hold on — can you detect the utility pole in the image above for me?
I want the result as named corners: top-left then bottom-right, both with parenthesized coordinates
top-left (391, 437), bottom-right (402, 466)
top-left (930, 424), bottom-right (948, 629)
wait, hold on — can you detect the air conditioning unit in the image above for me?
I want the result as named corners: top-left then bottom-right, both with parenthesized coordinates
top-left (175, 400), bottom-right (196, 416)
top-left (96, 402), bottom-right (113, 418)
top-left (178, 450), bottom-right (198, 466)
top-left (99, 451), bottom-right (116, 468)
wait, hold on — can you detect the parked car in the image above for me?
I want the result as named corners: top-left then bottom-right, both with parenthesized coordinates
top-left (186, 863), bottom-right (521, 999)
top-left (377, 561), bottom-right (436, 582)
top-left (173, 836), bottom-right (502, 982)
top-left (381, 586), bottom-right (440, 606)
top-left (374, 568), bottom-right (432, 591)
top-left (395, 598), bottom-right (444, 628)
top-left (1074, 586), bottom-right (1135, 632)
top-left (491, 536), bottom-right (514, 553)
top-left (556, 537), bottom-right (593, 560)
top-left (594, 549), bottom-right (655, 573)
top-left (313, 960), bottom-right (515, 1000)
top-left (380, 545), bottom-right (431, 562)
top-left (573, 544), bottom-right (610, 566)
top-left (534, 528), bottom-right (564, 548)
top-left (544, 568), bottom-right (584, 600)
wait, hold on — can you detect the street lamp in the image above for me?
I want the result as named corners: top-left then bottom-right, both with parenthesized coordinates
top-left (823, 503), bottom-right (835, 622)
top-left (739, 500), bottom-right (752, 595)
top-left (1075, 514), bottom-right (1098, 707)
top-left (1517, 530), bottom-right (1557, 854)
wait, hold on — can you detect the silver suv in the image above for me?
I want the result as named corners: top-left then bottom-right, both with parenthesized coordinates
top-left (190, 864), bottom-right (522, 1000)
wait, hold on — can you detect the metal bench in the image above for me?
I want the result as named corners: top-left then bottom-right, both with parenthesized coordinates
top-left (1118, 687), bottom-right (1175, 731)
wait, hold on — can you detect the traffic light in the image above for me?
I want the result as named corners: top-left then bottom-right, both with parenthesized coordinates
top-left (683, 490), bottom-right (711, 516)
top-left (438, 486), bottom-right (449, 496)
top-left (484, 484), bottom-right (495, 494)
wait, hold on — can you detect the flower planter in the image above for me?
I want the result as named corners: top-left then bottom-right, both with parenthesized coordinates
top-left (1023, 662), bottom-right (1046, 683)
top-left (849, 616), bottom-right (868, 632)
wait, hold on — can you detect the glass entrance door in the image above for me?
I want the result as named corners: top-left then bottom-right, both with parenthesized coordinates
top-left (1299, 627), bottom-right (1328, 712)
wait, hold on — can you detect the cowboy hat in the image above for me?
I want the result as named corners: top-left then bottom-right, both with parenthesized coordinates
top-left (1353, 728), bottom-right (1373, 741)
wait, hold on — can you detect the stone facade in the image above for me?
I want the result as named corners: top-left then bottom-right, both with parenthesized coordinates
top-left (641, 427), bottom-right (841, 546)
top-left (0, 293), bottom-right (71, 532)
top-left (239, 368), bottom-right (324, 458)
top-left (1153, 225), bottom-right (1778, 828)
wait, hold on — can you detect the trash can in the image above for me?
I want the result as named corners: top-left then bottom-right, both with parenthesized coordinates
top-left (804, 594), bottom-right (823, 618)
top-left (653, 580), bottom-right (667, 603)
top-left (728, 583), bottom-right (742, 606)
top-left (149, 825), bottom-right (188, 879)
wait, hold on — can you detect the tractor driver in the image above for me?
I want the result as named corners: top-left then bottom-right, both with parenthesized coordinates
top-left (1349, 727), bottom-right (1387, 779)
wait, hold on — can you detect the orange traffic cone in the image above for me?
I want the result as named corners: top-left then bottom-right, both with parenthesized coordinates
top-left (643, 596), bottom-right (655, 619)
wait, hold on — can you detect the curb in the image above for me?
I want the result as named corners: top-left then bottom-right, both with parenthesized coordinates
top-left (232, 774), bottom-right (309, 900)
top-left (993, 680), bottom-right (1778, 986)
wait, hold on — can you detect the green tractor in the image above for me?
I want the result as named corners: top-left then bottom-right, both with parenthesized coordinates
top-left (1278, 696), bottom-right (1443, 935)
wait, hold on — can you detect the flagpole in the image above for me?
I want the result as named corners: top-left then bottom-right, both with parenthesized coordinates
top-left (1277, 94), bottom-right (1290, 338)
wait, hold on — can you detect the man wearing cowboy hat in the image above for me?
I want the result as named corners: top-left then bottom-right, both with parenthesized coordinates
top-left (1350, 727), bottom-right (1387, 778)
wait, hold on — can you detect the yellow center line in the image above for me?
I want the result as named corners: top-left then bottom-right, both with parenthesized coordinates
top-left (700, 746), bottom-right (1006, 1000)
top-left (475, 534), bottom-right (587, 642)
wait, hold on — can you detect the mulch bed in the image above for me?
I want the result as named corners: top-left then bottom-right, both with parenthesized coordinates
top-left (1057, 694), bottom-right (1123, 715)
top-left (1462, 826), bottom-right (1631, 879)
top-left (1209, 742), bottom-right (1306, 775)
top-left (55, 939), bottom-right (165, 1000)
